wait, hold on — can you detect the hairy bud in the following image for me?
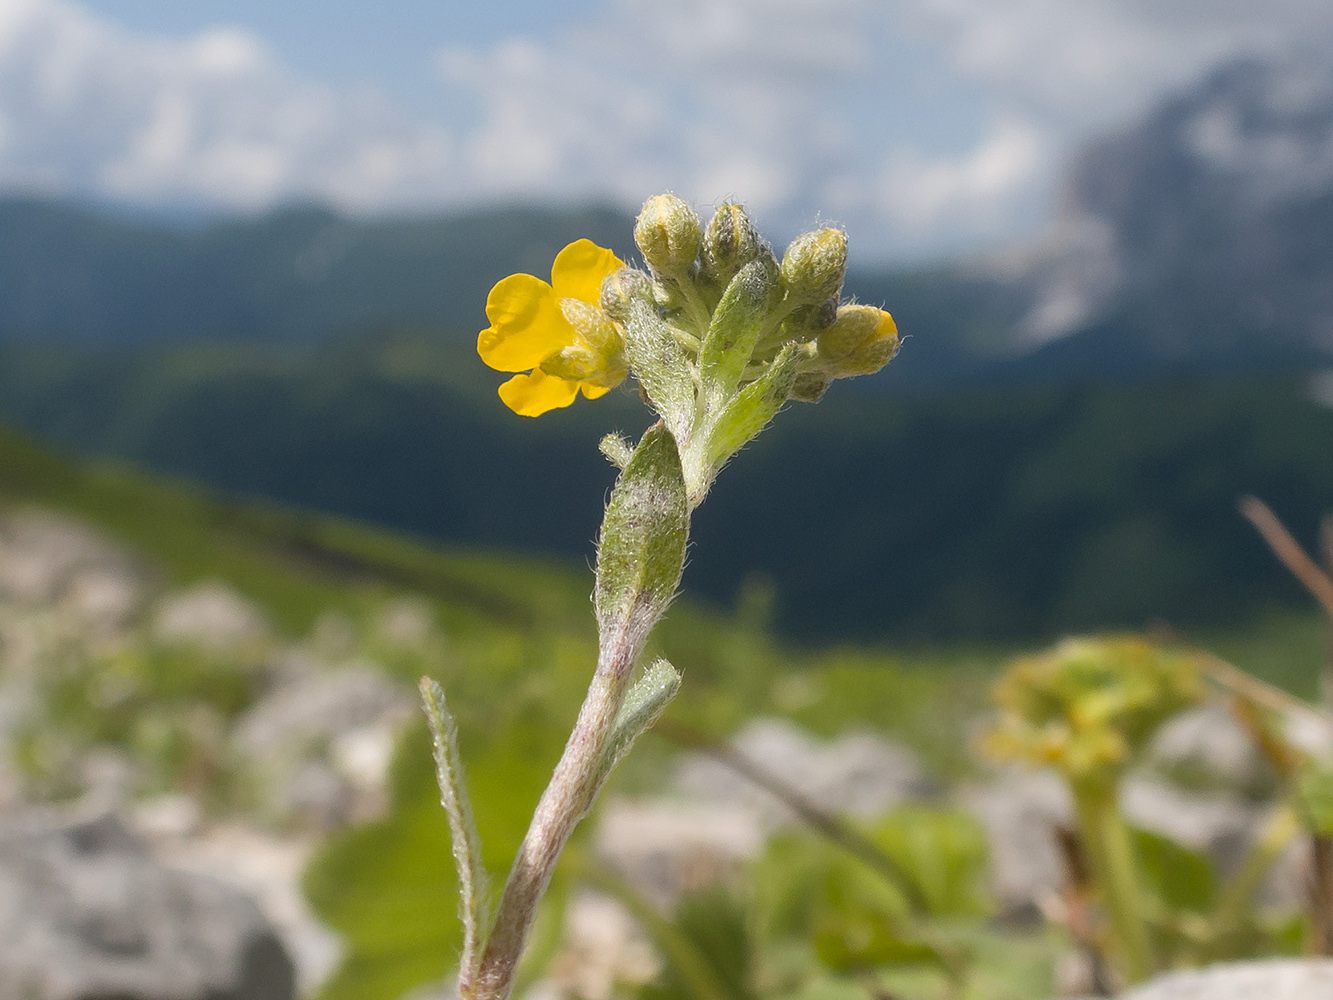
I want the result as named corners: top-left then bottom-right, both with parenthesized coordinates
top-left (817, 304), bottom-right (899, 378)
top-left (780, 227), bottom-right (847, 306)
top-left (600, 267), bottom-right (652, 325)
top-left (701, 202), bottom-right (764, 288)
top-left (634, 194), bottom-right (702, 280)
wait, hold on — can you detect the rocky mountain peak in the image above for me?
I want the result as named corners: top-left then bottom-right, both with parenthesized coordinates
top-left (1016, 54), bottom-right (1333, 364)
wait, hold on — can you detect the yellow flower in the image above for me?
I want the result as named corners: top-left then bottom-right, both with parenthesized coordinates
top-left (478, 239), bottom-right (629, 416)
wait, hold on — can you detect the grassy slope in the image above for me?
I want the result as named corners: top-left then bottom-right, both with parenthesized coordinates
top-left (2, 425), bottom-right (1324, 999)
top-left (0, 425), bottom-right (1006, 998)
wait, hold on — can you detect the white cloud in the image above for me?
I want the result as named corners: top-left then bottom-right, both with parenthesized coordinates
top-left (904, 0), bottom-right (1333, 130)
top-left (2, 0), bottom-right (1333, 259)
top-left (0, 0), bottom-right (451, 210)
top-left (874, 118), bottom-right (1048, 235)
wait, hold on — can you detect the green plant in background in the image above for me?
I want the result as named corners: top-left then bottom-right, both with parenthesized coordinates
top-left (983, 635), bottom-right (1333, 990)
top-left (984, 636), bottom-right (1206, 985)
top-left (421, 194), bottom-right (900, 1000)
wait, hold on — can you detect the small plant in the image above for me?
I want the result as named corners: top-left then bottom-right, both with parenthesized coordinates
top-left (985, 636), bottom-right (1207, 986)
top-left (984, 632), bottom-right (1333, 991)
top-left (420, 194), bottom-right (900, 1000)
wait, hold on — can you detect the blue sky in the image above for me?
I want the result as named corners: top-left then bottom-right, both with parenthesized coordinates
top-left (2, 0), bottom-right (1330, 261)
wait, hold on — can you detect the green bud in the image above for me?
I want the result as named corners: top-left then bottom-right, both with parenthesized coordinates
top-left (699, 259), bottom-right (782, 402)
top-left (780, 227), bottom-right (847, 305)
top-left (817, 304), bottom-right (898, 378)
top-left (817, 303), bottom-right (882, 359)
top-left (701, 202), bottom-right (765, 288)
top-left (789, 373), bottom-right (831, 403)
top-left (635, 194), bottom-right (702, 279)
top-left (600, 267), bottom-right (652, 325)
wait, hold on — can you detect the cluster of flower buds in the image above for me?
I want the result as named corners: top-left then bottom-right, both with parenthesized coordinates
top-left (599, 194), bottom-right (899, 506)
top-left (478, 192), bottom-right (899, 506)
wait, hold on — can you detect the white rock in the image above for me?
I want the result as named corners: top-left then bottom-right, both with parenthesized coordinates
top-left (1121, 959), bottom-right (1333, 1000)
top-left (596, 799), bottom-right (765, 906)
top-left (152, 581), bottom-right (272, 653)
top-left (959, 768), bottom-right (1073, 916)
top-left (673, 717), bottom-right (928, 827)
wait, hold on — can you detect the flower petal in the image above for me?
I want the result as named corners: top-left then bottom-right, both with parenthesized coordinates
top-left (550, 239), bottom-right (624, 304)
top-left (497, 370), bottom-right (580, 417)
top-left (479, 274), bottom-right (572, 371)
top-left (580, 382), bottom-right (612, 400)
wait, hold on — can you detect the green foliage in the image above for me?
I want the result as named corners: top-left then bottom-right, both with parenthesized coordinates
top-left (595, 425), bottom-right (689, 632)
top-left (751, 806), bottom-right (989, 986)
top-left (639, 886), bottom-right (756, 1000)
top-left (4, 339), bottom-right (1333, 644)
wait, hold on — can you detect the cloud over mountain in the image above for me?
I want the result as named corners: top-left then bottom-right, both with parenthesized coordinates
top-left (3, 0), bottom-right (1333, 259)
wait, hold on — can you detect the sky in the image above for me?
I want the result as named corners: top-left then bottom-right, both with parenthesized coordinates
top-left (1, 0), bottom-right (1331, 261)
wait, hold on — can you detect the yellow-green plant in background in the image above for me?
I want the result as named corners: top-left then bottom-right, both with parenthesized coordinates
top-left (985, 636), bottom-right (1206, 985)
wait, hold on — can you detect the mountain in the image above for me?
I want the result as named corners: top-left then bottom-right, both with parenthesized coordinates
top-left (1007, 56), bottom-right (1333, 373)
top-left (0, 199), bottom-right (637, 344)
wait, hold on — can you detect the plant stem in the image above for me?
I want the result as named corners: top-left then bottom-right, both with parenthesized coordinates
top-left (1210, 804), bottom-right (1299, 956)
top-left (466, 636), bottom-right (637, 1000)
top-left (1071, 779), bottom-right (1155, 985)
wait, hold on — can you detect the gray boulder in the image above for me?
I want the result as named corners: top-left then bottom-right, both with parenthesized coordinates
top-left (673, 717), bottom-right (930, 826)
top-left (0, 811), bottom-right (294, 1000)
top-left (1143, 703), bottom-right (1274, 798)
top-left (959, 768), bottom-right (1072, 916)
top-left (1120, 959), bottom-right (1333, 1000)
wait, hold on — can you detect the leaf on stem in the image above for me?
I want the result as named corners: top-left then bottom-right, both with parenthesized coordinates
top-left (419, 676), bottom-right (490, 980)
top-left (595, 423), bottom-right (689, 655)
top-left (595, 658), bottom-right (682, 789)
top-left (625, 300), bottom-right (696, 442)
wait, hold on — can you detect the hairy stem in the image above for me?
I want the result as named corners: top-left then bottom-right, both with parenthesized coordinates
top-left (466, 632), bottom-right (638, 1000)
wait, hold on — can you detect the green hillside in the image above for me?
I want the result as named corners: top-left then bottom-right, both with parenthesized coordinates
top-left (2, 334), bottom-right (1332, 642)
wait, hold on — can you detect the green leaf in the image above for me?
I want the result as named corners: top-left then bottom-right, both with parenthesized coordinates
top-left (594, 423), bottom-right (689, 650)
top-left (869, 806), bottom-right (992, 920)
top-left (1133, 826), bottom-right (1218, 915)
top-left (418, 677), bottom-right (489, 979)
top-left (625, 300), bottom-right (696, 441)
top-left (595, 658), bottom-right (682, 787)
top-left (1299, 760), bottom-right (1333, 835)
top-left (705, 342), bottom-right (811, 470)
top-left (699, 261), bottom-right (778, 405)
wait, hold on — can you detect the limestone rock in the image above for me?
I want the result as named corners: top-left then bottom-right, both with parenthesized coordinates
top-left (1120, 959), bottom-right (1333, 1000)
top-left (0, 811), bottom-right (294, 1000)
top-left (959, 768), bottom-right (1073, 916)
top-left (151, 581), bottom-right (272, 654)
top-left (673, 717), bottom-right (930, 827)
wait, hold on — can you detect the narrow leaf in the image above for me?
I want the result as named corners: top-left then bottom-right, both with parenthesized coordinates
top-left (419, 676), bottom-right (490, 979)
top-left (699, 260), bottom-right (778, 404)
top-left (705, 342), bottom-right (811, 469)
top-left (625, 300), bottom-right (696, 441)
top-left (595, 658), bottom-right (682, 788)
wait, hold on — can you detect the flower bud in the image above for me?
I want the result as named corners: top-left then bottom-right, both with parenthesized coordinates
top-left (818, 305), bottom-right (898, 378)
top-left (780, 227), bottom-right (847, 305)
top-left (700, 202), bottom-right (764, 287)
top-left (817, 303), bottom-right (882, 359)
top-left (634, 194), bottom-right (702, 279)
top-left (599, 267), bottom-right (652, 325)
top-left (545, 298), bottom-right (627, 385)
